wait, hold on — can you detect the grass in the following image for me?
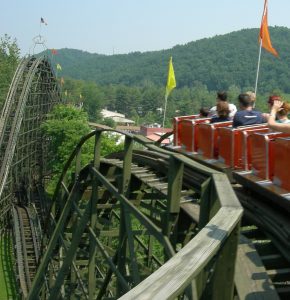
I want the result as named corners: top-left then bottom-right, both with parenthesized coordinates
top-left (0, 230), bottom-right (19, 300)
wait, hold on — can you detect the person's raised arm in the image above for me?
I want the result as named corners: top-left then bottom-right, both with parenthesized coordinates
top-left (268, 100), bottom-right (290, 133)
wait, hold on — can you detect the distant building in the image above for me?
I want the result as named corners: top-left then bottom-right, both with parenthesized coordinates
top-left (144, 122), bottom-right (161, 128)
top-left (90, 114), bottom-right (172, 145)
top-left (88, 122), bottom-right (112, 130)
top-left (140, 125), bottom-right (172, 136)
top-left (101, 109), bottom-right (135, 125)
top-left (140, 125), bottom-right (172, 145)
top-left (116, 125), bottom-right (140, 134)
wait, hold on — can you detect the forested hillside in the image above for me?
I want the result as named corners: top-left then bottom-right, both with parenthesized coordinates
top-left (2, 27), bottom-right (290, 128)
top-left (48, 27), bottom-right (290, 93)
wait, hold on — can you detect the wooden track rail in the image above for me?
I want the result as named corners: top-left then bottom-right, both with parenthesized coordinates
top-left (25, 129), bottom-right (242, 300)
top-left (5, 127), bottom-right (290, 299)
top-left (2, 57), bottom-right (289, 299)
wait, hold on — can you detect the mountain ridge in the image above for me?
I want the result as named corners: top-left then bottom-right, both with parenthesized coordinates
top-left (47, 26), bottom-right (290, 93)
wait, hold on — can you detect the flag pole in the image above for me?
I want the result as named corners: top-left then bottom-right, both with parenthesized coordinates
top-left (162, 95), bottom-right (168, 128)
top-left (253, 40), bottom-right (262, 108)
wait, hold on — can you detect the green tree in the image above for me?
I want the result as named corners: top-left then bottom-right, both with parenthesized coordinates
top-left (41, 104), bottom-right (91, 173)
top-left (0, 35), bottom-right (20, 108)
top-left (100, 117), bottom-right (116, 128)
top-left (227, 84), bottom-right (241, 105)
top-left (81, 82), bottom-right (104, 121)
top-left (41, 104), bottom-right (124, 193)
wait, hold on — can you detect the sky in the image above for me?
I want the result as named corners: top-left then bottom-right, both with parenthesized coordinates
top-left (1, 0), bottom-right (290, 56)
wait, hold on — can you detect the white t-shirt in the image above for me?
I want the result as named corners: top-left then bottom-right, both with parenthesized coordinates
top-left (209, 103), bottom-right (237, 119)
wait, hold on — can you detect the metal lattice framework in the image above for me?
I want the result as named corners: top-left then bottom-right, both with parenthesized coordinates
top-left (0, 56), bottom-right (62, 228)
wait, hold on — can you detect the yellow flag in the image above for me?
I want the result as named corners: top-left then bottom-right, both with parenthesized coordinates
top-left (80, 94), bottom-right (83, 99)
top-left (64, 90), bottom-right (68, 96)
top-left (165, 56), bottom-right (176, 98)
top-left (56, 63), bottom-right (62, 71)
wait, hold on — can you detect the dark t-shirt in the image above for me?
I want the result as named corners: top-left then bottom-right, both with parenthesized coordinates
top-left (233, 110), bottom-right (264, 127)
top-left (210, 116), bottom-right (231, 123)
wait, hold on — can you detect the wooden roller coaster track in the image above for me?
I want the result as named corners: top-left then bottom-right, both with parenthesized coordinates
top-left (0, 56), bottom-right (289, 299)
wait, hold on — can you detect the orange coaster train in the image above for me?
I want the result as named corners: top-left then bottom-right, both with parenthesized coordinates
top-left (169, 114), bottom-right (290, 212)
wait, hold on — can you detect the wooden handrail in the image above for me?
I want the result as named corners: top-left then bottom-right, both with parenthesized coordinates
top-left (119, 207), bottom-right (242, 300)
top-left (44, 127), bottom-right (243, 299)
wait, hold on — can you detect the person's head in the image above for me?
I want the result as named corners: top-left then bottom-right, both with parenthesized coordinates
top-left (216, 91), bottom-right (228, 102)
top-left (199, 107), bottom-right (210, 117)
top-left (267, 95), bottom-right (281, 107)
top-left (277, 101), bottom-right (290, 119)
top-left (246, 91), bottom-right (256, 102)
top-left (216, 101), bottom-right (230, 118)
top-left (238, 93), bottom-right (252, 109)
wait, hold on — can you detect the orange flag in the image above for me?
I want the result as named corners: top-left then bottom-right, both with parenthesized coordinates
top-left (259, 0), bottom-right (278, 57)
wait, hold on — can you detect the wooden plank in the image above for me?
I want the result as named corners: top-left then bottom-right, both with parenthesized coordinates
top-left (180, 202), bottom-right (200, 223)
top-left (204, 223), bottom-right (240, 300)
top-left (212, 173), bottom-right (242, 208)
top-left (235, 235), bottom-right (279, 300)
top-left (28, 184), bottom-right (83, 299)
top-left (163, 156), bottom-right (183, 245)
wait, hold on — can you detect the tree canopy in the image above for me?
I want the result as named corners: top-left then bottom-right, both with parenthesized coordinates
top-left (0, 34), bottom-right (20, 109)
top-left (41, 104), bottom-right (124, 192)
top-left (48, 27), bottom-right (290, 94)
